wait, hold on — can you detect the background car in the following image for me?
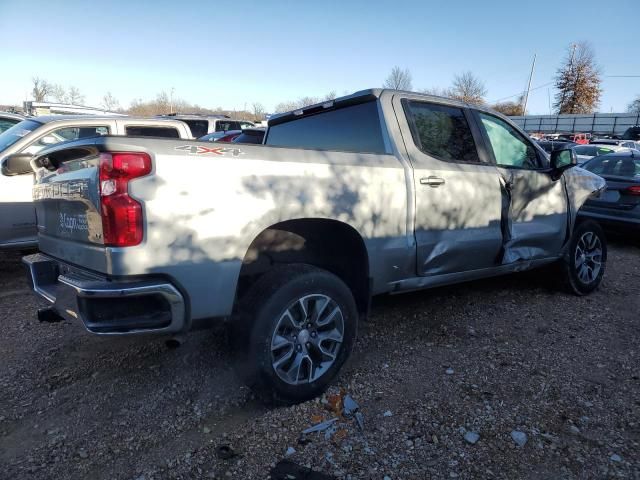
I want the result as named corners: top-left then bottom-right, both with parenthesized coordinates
top-left (0, 112), bottom-right (24, 134)
top-left (573, 144), bottom-right (625, 165)
top-left (589, 138), bottom-right (640, 150)
top-left (232, 127), bottom-right (265, 144)
top-left (579, 151), bottom-right (640, 232)
top-left (199, 127), bottom-right (266, 144)
top-left (536, 140), bottom-right (577, 154)
top-left (157, 114), bottom-right (254, 137)
top-left (199, 130), bottom-right (242, 142)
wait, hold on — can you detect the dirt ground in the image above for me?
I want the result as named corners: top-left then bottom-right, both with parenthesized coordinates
top-left (0, 240), bottom-right (638, 479)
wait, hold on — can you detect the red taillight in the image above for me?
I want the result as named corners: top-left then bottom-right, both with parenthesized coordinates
top-left (625, 185), bottom-right (640, 196)
top-left (99, 152), bottom-right (152, 247)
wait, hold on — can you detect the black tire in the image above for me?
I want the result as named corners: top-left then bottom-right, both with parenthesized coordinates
top-left (560, 220), bottom-right (607, 295)
top-left (231, 264), bottom-right (358, 404)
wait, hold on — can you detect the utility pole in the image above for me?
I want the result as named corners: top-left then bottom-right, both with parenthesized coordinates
top-left (170, 87), bottom-right (175, 114)
top-left (522, 53), bottom-right (536, 115)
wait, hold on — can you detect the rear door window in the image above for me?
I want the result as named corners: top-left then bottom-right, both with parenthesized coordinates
top-left (265, 100), bottom-right (387, 153)
top-left (404, 101), bottom-right (480, 163)
top-left (125, 126), bottom-right (180, 138)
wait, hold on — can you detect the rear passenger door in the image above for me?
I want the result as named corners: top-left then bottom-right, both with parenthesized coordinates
top-left (473, 111), bottom-right (568, 262)
top-left (398, 98), bottom-right (504, 275)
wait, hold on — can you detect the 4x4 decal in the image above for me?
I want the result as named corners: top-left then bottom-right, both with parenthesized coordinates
top-left (174, 145), bottom-right (244, 157)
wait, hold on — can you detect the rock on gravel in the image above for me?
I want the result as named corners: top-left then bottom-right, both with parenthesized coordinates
top-left (463, 431), bottom-right (480, 444)
top-left (511, 430), bottom-right (528, 447)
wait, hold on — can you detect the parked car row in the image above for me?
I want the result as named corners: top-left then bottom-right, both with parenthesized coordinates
top-left (532, 136), bottom-right (640, 232)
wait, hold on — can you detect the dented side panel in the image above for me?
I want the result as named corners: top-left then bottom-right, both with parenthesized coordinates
top-left (497, 168), bottom-right (568, 263)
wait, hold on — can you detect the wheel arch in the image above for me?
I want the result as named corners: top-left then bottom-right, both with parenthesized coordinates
top-left (234, 218), bottom-right (371, 318)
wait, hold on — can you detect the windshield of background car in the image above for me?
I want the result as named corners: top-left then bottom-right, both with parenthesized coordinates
top-left (0, 118), bottom-right (21, 133)
top-left (233, 131), bottom-right (265, 144)
top-left (0, 119), bottom-right (42, 152)
top-left (583, 155), bottom-right (640, 178)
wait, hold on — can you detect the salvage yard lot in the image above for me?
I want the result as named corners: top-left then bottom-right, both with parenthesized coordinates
top-left (1, 241), bottom-right (639, 480)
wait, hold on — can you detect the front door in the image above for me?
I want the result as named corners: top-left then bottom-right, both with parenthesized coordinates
top-left (473, 111), bottom-right (568, 262)
top-left (396, 97), bottom-right (504, 276)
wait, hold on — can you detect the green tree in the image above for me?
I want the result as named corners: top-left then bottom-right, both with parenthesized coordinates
top-left (554, 42), bottom-right (602, 114)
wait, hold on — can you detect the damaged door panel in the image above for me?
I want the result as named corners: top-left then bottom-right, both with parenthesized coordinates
top-left (475, 112), bottom-right (569, 264)
top-left (398, 98), bottom-right (503, 275)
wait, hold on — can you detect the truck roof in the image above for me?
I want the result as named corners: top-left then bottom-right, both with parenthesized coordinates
top-left (268, 88), bottom-right (477, 126)
top-left (156, 114), bottom-right (231, 120)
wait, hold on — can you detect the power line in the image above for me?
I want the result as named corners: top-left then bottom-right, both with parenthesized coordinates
top-left (491, 81), bottom-right (554, 103)
top-left (490, 74), bottom-right (640, 104)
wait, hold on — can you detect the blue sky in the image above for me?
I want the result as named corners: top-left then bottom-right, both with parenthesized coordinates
top-left (0, 0), bottom-right (637, 114)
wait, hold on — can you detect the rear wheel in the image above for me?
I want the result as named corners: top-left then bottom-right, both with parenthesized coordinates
top-left (561, 220), bottom-right (607, 295)
top-left (232, 264), bottom-right (358, 404)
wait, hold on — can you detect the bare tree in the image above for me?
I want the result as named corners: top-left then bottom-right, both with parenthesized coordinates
top-left (554, 42), bottom-right (602, 114)
top-left (491, 100), bottom-right (524, 116)
top-left (252, 102), bottom-right (265, 119)
top-left (274, 101), bottom-right (299, 113)
top-left (323, 91), bottom-right (337, 101)
top-left (50, 84), bottom-right (67, 103)
top-left (101, 92), bottom-right (120, 111)
top-left (627, 95), bottom-right (640, 114)
top-left (383, 66), bottom-right (413, 91)
top-left (449, 71), bottom-right (487, 104)
top-left (66, 86), bottom-right (85, 105)
top-left (31, 77), bottom-right (52, 102)
top-left (419, 86), bottom-right (452, 97)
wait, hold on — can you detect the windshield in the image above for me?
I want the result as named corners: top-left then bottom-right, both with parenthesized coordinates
top-left (0, 119), bottom-right (42, 152)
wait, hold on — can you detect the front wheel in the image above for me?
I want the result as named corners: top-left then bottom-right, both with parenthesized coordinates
top-left (232, 264), bottom-right (358, 404)
top-left (561, 220), bottom-right (607, 295)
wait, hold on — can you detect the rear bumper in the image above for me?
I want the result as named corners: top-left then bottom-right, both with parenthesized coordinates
top-left (23, 253), bottom-right (187, 335)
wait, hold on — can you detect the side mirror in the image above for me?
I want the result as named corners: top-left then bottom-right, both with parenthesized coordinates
top-left (550, 148), bottom-right (577, 171)
top-left (1, 153), bottom-right (34, 176)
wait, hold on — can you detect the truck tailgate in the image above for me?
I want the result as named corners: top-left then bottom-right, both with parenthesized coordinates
top-left (33, 155), bottom-right (104, 246)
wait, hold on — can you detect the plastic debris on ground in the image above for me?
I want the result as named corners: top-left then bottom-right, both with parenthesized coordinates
top-left (302, 417), bottom-right (339, 435)
top-left (299, 391), bottom-right (368, 443)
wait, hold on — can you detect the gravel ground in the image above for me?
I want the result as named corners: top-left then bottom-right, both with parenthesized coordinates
top-left (1, 240), bottom-right (639, 480)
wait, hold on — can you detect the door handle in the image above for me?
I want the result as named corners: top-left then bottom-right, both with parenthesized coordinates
top-left (420, 176), bottom-right (445, 187)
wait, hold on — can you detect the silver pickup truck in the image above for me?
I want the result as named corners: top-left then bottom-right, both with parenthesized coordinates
top-left (2, 89), bottom-right (606, 403)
